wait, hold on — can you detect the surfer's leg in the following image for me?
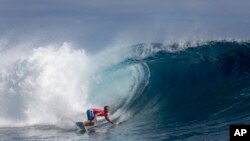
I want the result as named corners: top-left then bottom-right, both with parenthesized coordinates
top-left (84, 120), bottom-right (95, 126)
top-left (84, 109), bottom-right (95, 126)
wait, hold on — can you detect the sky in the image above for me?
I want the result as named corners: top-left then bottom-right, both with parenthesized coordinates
top-left (0, 0), bottom-right (250, 52)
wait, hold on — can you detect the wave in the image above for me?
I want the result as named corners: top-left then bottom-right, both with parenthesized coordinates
top-left (126, 41), bottom-right (250, 125)
top-left (1, 40), bottom-right (250, 136)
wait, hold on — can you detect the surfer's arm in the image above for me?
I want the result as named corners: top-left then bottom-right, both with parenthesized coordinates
top-left (105, 116), bottom-right (114, 124)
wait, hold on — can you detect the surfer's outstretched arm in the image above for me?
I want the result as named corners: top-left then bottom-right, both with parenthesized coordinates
top-left (105, 116), bottom-right (115, 124)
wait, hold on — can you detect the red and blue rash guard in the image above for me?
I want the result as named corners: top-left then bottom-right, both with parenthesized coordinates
top-left (92, 108), bottom-right (108, 117)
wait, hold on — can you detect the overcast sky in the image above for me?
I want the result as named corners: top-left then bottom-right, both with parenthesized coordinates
top-left (0, 0), bottom-right (250, 52)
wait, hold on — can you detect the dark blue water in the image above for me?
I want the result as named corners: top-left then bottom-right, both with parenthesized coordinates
top-left (1, 41), bottom-right (250, 140)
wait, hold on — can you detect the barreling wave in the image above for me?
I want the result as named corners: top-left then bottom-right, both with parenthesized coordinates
top-left (110, 41), bottom-right (250, 140)
top-left (1, 40), bottom-right (250, 140)
top-left (123, 41), bottom-right (250, 123)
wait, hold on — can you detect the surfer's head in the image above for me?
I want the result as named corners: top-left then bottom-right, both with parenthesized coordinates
top-left (104, 105), bottom-right (110, 113)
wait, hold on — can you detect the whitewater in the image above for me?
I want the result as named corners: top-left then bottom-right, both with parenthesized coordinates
top-left (1, 40), bottom-right (250, 140)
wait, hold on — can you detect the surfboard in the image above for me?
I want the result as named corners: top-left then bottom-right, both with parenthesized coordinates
top-left (75, 122), bottom-right (86, 132)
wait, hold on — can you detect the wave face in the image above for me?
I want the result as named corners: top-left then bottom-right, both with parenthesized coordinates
top-left (1, 41), bottom-right (250, 140)
top-left (111, 41), bottom-right (250, 140)
top-left (129, 41), bottom-right (250, 121)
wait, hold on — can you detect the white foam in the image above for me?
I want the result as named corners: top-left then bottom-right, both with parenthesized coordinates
top-left (0, 43), bottom-right (90, 126)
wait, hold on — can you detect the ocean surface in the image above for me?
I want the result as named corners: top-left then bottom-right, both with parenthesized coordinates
top-left (1, 41), bottom-right (250, 140)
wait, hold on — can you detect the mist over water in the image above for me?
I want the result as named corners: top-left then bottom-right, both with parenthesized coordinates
top-left (1, 0), bottom-right (250, 140)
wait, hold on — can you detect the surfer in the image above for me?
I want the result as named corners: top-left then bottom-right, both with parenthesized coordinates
top-left (83, 106), bottom-right (115, 126)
